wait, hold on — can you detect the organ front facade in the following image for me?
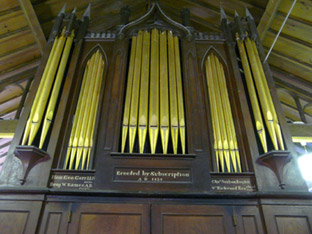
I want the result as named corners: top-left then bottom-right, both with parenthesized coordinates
top-left (0, 2), bottom-right (311, 233)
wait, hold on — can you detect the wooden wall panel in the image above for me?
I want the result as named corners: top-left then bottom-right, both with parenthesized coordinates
top-left (68, 203), bottom-right (150, 234)
top-left (0, 200), bottom-right (42, 234)
top-left (262, 205), bottom-right (312, 234)
top-left (234, 206), bottom-right (265, 234)
top-left (152, 204), bottom-right (235, 234)
top-left (38, 202), bottom-right (71, 234)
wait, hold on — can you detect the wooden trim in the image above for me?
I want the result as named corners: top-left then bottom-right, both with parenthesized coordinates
top-left (288, 123), bottom-right (312, 139)
top-left (17, 0), bottom-right (46, 54)
top-left (257, 0), bottom-right (282, 41)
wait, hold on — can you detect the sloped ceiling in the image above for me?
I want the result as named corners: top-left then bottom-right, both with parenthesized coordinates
top-left (0, 0), bottom-right (311, 162)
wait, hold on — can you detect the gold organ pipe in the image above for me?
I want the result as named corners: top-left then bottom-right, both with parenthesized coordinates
top-left (69, 54), bottom-right (96, 169)
top-left (211, 54), bottom-right (231, 172)
top-left (214, 55), bottom-right (237, 172)
top-left (121, 36), bottom-right (137, 153)
top-left (82, 53), bottom-right (104, 169)
top-left (129, 31), bottom-right (143, 153)
top-left (217, 57), bottom-right (241, 172)
top-left (236, 37), bottom-right (267, 153)
top-left (168, 31), bottom-right (179, 154)
top-left (138, 31), bottom-right (150, 153)
top-left (39, 30), bottom-right (75, 148)
top-left (205, 56), bottom-right (224, 172)
top-left (159, 31), bottom-right (169, 154)
top-left (245, 37), bottom-right (278, 150)
top-left (250, 39), bottom-right (284, 150)
top-left (64, 63), bottom-right (89, 169)
top-left (75, 51), bottom-right (100, 170)
top-left (174, 36), bottom-right (185, 154)
top-left (22, 37), bottom-right (59, 145)
top-left (28, 30), bottom-right (66, 146)
top-left (149, 29), bottom-right (159, 154)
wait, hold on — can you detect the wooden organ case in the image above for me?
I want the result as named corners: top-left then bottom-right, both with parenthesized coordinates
top-left (0, 2), bottom-right (311, 234)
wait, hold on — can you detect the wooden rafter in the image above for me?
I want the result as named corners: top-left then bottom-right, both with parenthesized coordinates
top-left (0, 120), bottom-right (18, 138)
top-left (17, 0), bottom-right (46, 54)
top-left (257, 0), bottom-right (282, 41)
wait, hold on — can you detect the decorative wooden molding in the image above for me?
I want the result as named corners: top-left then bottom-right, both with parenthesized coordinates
top-left (17, 0), bottom-right (46, 54)
top-left (257, 0), bottom-right (282, 41)
top-left (288, 123), bottom-right (312, 143)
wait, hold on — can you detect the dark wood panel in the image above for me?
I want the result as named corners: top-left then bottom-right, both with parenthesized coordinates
top-left (68, 203), bottom-right (150, 234)
top-left (0, 200), bottom-right (42, 234)
top-left (38, 202), bottom-right (71, 234)
top-left (262, 205), bottom-right (312, 234)
top-left (152, 204), bottom-right (234, 234)
top-left (234, 206), bottom-right (265, 234)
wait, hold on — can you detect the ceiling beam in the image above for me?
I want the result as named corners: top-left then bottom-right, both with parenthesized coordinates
top-left (0, 120), bottom-right (17, 138)
top-left (17, 0), bottom-right (46, 54)
top-left (257, 0), bottom-right (282, 41)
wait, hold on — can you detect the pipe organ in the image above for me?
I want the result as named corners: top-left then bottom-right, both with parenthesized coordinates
top-left (121, 29), bottom-right (185, 155)
top-left (0, 2), bottom-right (311, 234)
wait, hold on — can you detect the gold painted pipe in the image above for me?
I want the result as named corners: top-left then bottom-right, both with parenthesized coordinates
top-left (214, 55), bottom-right (237, 172)
top-left (174, 36), bottom-right (186, 154)
top-left (64, 61), bottom-right (89, 169)
top-left (75, 51), bottom-right (100, 170)
top-left (236, 37), bottom-right (267, 153)
top-left (149, 29), bottom-right (159, 154)
top-left (216, 56), bottom-right (242, 172)
top-left (250, 39), bottom-right (284, 150)
top-left (87, 59), bottom-right (104, 169)
top-left (121, 36), bottom-right (137, 153)
top-left (206, 56), bottom-right (224, 172)
top-left (211, 54), bottom-right (231, 172)
top-left (82, 54), bottom-right (104, 169)
top-left (22, 37), bottom-right (59, 145)
top-left (138, 31), bottom-right (150, 153)
top-left (168, 31), bottom-right (179, 154)
top-left (28, 30), bottom-right (66, 146)
top-left (160, 31), bottom-right (169, 154)
top-left (129, 31), bottom-right (143, 153)
top-left (245, 37), bottom-right (278, 150)
top-left (40, 30), bottom-right (75, 149)
top-left (69, 53), bottom-right (96, 169)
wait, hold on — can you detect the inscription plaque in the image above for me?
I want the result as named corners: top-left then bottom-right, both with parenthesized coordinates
top-left (211, 174), bottom-right (256, 192)
top-left (50, 171), bottom-right (95, 190)
top-left (114, 168), bottom-right (192, 183)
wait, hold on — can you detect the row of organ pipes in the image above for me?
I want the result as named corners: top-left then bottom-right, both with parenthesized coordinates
top-left (236, 33), bottom-right (284, 153)
top-left (205, 53), bottom-right (241, 173)
top-left (22, 28), bottom-right (74, 148)
top-left (121, 29), bottom-right (185, 155)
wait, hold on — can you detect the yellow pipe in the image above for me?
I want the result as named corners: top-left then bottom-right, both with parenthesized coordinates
top-left (211, 54), bottom-right (231, 172)
top-left (75, 51), bottom-right (100, 169)
top-left (206, 56), bottom-right (224, 172)
top-left (174, 36), bottom-right (186, 154)
top-left (40, 30), bottom-right (75, 148)
top-left (28, 31), bottom-right (66, 146)
top-left (69, 53), bottom-right (96, 169)
top-left (149, 29), bottom-right (159, 154)
top-left (245, 37), bottom-right (278, 150)
top-left (22, 36), bottom-right (59, 145)
top-left (121, 36), bottom-right (137, 153)
top-left (251, 39), bottom-right (284, 150)
top-left (160, 31), bottom-right (169, 154)
top-left (168, 31), bottom-right (179, 154)
top-left (138, 31), bottom-right (150, 153)
top-left (64, 61), bottom-right (89, 169)
top-left (82, 54), bottom-right (104, 169)
top-left (214, 55), bottom-right (237, 172)
top-left (236, 37), bottom-right (267, 153)
top-left (129, 31), bottom-right (143, 153)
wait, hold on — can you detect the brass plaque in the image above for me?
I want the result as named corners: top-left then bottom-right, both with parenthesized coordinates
top-left (114, 168), bottom-right (192, 183)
